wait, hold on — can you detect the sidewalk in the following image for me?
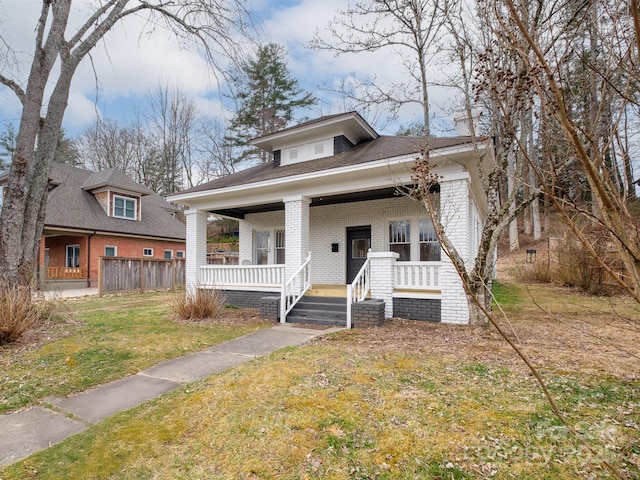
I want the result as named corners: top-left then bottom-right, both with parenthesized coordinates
top-left (0, 324), bottom-right (341, 466)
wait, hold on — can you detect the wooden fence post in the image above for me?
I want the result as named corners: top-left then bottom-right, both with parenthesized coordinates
top-left (98, 256), bottom-right (103, 297)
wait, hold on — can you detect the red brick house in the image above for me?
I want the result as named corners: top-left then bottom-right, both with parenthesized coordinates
top-left (31, 163), bottom-right (186, 289)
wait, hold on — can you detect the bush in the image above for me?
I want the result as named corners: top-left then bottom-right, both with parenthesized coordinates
top-left (553, 240), bottom-right (617, 295)
top-left (516, 260), bottom-right (553, 284)
top-left (0, 282), bottom-right (46, 344)
top-left (174, 288), bottom-right (226, 321)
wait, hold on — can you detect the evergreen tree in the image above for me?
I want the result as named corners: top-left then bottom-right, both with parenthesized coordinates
top-left (228, 43), bottom-right (317, 164)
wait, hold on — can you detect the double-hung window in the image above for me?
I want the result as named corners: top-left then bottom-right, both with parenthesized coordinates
top-left (419, 219), bottom-right (441, 261)
top-left (113, 195), bottom-right (137, 220)
top-left (388, 218), bottom-right (440, 261)
top-left (388, 220), bottom-right (411, 261)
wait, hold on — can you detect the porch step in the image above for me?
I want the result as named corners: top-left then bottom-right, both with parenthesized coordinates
top-left (286, 296), bottom-right (347, 326)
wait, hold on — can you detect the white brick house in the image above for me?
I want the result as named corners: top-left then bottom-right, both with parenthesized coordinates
top-left (169, 112), bottom-right (490, 326)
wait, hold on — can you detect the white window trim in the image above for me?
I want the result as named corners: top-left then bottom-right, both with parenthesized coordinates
top-left (66, 244), bottom-right (80, 268)
top-left (104, 245), bottom-right (117, 257)
top-left (164, 249), bottom-right (173, 259)
top-left (253, 228), bottom-right (285, 265)
top-left (113, 194), bottom-right (137, 220)
top-left (387, 216), bottom-right (440, 261)
top-left (176, 250), bottom-right (185, 258)
top-left (143, 248), bottom-right (154, 257)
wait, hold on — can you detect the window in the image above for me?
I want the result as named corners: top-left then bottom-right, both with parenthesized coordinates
top-left (113, 195), bottom-right (137, 220)
top-left (388, 220), bottom-right (411, 261)
top-left (254, 229), bottom-right (285, 265)
top-left (143, 248), bottom-right (154, 257)
top-left (176, 250), bottom-right (185, 258)
top-left (255, 230), bottom-right (270, 265)
top-left (66, 245), bottom-right (80, 268)
top-left (419, 219), bottom-right (441, 261)
top-left (275, 230), bottom-right (285, 264)
top-left (104, 245), bottom-right (117, 257)
top-left (164, 250), bottom-right (173, 259)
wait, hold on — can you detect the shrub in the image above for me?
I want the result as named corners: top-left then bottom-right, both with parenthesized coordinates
top-left (553, 239), bottom-right (617, 296)
top-left (0, 282), bottom-right (45, 344)
top-left (516, 260), bottom-right (553, 284)
top-left (174, 288), bottom-right (226, 321)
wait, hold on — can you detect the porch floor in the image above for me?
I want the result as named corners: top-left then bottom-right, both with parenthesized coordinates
top-left (306, 284), bottom-right (348, 297)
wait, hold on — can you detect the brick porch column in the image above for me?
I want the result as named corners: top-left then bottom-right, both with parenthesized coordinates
top-left (284, 195), bottom-right (310, 281)
top-left (368, 251), bottom-right (399, 318)
top-left (184, 208), bottom-right (208, 298)
top-left (439, 178), bottom-right (471, 324)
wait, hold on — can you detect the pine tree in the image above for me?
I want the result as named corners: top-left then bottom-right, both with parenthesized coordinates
top-left (228, 43), bottom-right (317, 164)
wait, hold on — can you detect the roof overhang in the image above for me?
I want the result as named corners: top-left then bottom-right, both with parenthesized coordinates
top-left (249, 112), bottom-right (379, 153)
top-left (172, 141), bottom-right (488, 216)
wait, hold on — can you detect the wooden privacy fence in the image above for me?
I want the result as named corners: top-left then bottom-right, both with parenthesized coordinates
top-left (99, 257), bottom-right (185, 295)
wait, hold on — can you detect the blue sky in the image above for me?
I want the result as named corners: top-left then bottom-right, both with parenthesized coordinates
top-left (0, 0), bottom-right (457, 138)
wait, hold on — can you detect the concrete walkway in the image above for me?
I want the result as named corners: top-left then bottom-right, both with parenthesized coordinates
top-left (0, 324), bottom-right (341, 467)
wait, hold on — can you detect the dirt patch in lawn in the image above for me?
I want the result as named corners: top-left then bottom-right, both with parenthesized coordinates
top-left (314, 307), bottom-right (640, 381)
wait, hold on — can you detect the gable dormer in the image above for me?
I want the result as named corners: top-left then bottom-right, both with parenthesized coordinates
top-left (250, 112), bottom-right (378, 167)
top-left (82, 169), bottom-right (152, 221)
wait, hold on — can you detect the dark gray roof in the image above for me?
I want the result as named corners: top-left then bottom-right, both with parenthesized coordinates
top-left (45, 163), bottom-right (185, 241)
top-left (179, 135), bottom-right (472, 195)
top-left (82, 168), bottom-right (153, 195)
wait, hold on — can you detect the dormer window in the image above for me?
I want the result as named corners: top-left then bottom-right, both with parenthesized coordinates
top-left (113, 195), bottom-right (137, 220)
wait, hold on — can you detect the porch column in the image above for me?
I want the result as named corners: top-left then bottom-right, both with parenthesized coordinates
top-left (439, 178), bottom-right (471, 325)
top-left (284, 195), bottom-right (310, 280)
top-left (185, 208), bottom-right (208, 298)
top-left (238, 219), bottom-right (253, 265)
top-left (369, 251), bottom-right (399, 318)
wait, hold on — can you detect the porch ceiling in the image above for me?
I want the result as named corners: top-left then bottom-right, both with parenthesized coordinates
top-left (211, 186), bottom-right (416, 219)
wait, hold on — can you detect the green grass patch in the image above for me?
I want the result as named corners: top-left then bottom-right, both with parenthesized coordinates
top-left (0, 291), bottom-right (270, 414)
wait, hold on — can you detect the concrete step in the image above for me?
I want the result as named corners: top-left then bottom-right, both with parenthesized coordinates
top-left (287, 315), bottom-right (346, 326)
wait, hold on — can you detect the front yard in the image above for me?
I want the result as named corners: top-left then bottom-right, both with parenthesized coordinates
top-left (0, 283), bottom-right (639, 479)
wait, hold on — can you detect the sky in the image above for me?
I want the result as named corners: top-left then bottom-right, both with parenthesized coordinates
top-left (0, 0), bottom-right (459, 138)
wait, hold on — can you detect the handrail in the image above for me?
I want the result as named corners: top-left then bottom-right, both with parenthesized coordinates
top-left (346, 255), bottom-right (371, 329)
top-left (394, 261), bottom-right (440, 290)
top-left (280, 253), bottom-right (311, 323)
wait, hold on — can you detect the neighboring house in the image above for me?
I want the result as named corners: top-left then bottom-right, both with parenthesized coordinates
top-left (169, 112), bottom-right (491, 326)
top-left (25, 163), bottom-right (185, 289)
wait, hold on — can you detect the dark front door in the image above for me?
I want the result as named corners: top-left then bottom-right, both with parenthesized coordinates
top-left (346, 226), bottom-right (371, 283)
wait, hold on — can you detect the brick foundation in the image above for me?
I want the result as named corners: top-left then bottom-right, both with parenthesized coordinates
top-left (393, 297), bottom-right (441, 322)
top-left (260, 296), bottom-right (281, 323)
top-left (352, 299), bottom-right (385, 328)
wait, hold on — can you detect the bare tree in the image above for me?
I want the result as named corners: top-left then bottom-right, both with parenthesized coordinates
top-left (310, 0), bottom-right (450, 135)
top-left (497, 0), bottom-right (640, 300)
top-left (77, 118), bottom-right (136, 173)
top-left (0, 0), bottom-right (252, 287)
top-left (147, 84), bottom-right (199, 193)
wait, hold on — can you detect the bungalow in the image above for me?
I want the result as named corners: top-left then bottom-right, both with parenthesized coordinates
top-left (15, 163), bottom-right (187, 289)
top-left (169, 112), bottom-right (490, 326)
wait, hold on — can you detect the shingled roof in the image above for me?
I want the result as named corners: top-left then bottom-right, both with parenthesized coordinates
top-left (179, 135), bottom-right (472, 196)
top-left (45, 163), bottom-right (185, 241)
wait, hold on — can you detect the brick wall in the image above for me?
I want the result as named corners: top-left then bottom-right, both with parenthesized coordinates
top-left (393, 297), bottom-right (441, 322)
top-left (221, 289), bottom-right (271, 309)
top-left (351, 299), bottom-right (385, 328)
top-left (42, 234), bottom-right (185, 287)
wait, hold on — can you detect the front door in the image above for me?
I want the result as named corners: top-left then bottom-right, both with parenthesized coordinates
top-left (346, 226), bottom-right (371, 283)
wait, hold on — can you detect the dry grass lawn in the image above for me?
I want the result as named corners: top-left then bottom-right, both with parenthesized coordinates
top-left (0, 280), bottom-right (639, 479)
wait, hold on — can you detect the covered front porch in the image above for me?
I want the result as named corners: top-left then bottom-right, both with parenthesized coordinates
top-left (196, 253), bottom-right (442, 327)
top-left (184, 184), bottom-right (473, 326)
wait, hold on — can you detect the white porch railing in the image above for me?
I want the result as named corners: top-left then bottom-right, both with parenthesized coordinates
top-left (394, 262), bottom-right (440, 290)
top-left (346, 257), bottom-right (371, 329)
top-left (199, 264), bottom-right (284, 291)
top-left (280, 253), bottom-right (312, 323)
